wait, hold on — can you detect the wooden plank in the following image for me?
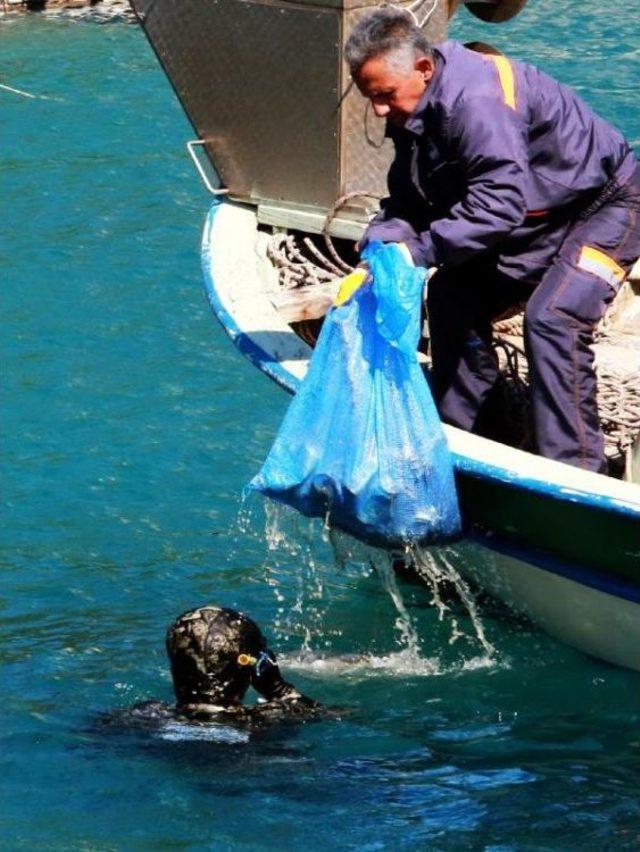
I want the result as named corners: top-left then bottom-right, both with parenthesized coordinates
top-left (258, 202), bottom-right (369, 241)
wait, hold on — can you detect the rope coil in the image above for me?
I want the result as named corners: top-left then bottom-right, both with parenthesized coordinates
top-left (492, 295), bottom-right (640, 462)
top-left (267, 192), bottom-right (378, 288)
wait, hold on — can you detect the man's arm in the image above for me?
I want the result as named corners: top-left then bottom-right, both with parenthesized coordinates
top-left (403, 95), bottom-right (529, 269)
top-left (362, 202), bottom-right (420, 248)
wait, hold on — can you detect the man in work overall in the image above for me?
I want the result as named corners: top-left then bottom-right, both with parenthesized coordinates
top-left (345, 9), bottom-right (640, 474)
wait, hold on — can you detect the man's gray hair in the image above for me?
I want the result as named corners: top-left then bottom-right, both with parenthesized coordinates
top-left (344, 8), bottom-right (433, 75)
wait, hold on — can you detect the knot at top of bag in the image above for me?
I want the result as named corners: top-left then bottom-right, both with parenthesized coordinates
top-left (360, 242), bottom-right (428, 357)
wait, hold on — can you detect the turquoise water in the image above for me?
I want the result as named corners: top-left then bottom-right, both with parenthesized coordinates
top-left (2, 4), bottom-right (639, 849)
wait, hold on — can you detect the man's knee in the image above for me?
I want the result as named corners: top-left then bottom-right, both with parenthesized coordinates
top-left (524, 261), bottom-right (613, 349)
top-left (522, 291), bottom-right (565, 357)
top-left (523, 288), bottom-right (556, 329)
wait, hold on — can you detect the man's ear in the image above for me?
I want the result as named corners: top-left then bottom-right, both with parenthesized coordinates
top-left (415, 55), bottom-right (435, 84)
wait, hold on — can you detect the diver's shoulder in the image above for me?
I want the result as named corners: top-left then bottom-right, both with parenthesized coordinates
top-left (130, 700), bottom-right (175, 720)
top-left (100, 695), bottom-right (340, 732)
top-left (96, 699), bottom-right (176, 731)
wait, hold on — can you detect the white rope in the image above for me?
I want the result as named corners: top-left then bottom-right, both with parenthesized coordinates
top-left (0, 82), bottom-right (37, 99)
top-left (415, 0), bottom-right (440, 29)
top-left (267, 233), bottom-right (341, 291)
top-left (384, 0), bottom-right (440, 29)
top-left (406, 0), bottom-right (431, 10)
top-left (380, 0), bottom-right (440, 30)
top-left (267, 193), bottom-right (378, 289)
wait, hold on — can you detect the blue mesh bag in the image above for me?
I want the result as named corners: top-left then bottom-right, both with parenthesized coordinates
top-left (249, 242), bottom-right (461, 547)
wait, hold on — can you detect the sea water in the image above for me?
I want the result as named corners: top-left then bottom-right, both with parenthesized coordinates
top-left (2, 4), bottom-right (639, 849)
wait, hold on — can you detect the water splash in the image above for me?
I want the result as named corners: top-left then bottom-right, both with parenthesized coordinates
top-left (324, 531), bottom-right (446, 675)
top-left (157, 722), bottom-right (249, 744)
top-left (370, 551), bottom-right (422, 659)
top-left (234, 490), bottom-right (260, 538)
top-left (243, 495), bottom-right (496, 674)
top-left (282, 648), bottom-right (441, 678)
top-left (281, 645), bottom-right (498, 679)
top-left (329, 530), bottom-right (494, 659)
top-left (409, 544), bottom-right (495, 658)
top-left (261, 500), bottom-right (333, 652)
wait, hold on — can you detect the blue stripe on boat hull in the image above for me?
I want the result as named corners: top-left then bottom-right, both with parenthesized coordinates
top-left (472, 532), bottom-right (640, 604)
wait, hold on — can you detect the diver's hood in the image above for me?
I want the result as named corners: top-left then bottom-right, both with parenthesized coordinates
top-left (166, 606), bottom-right (266, 707)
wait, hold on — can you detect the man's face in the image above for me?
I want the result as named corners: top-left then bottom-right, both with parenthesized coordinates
top-left (354, 53), bottom-right (433, 127)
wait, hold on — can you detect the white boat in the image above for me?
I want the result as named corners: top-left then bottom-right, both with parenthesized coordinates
top-left (202, 198), bottom-right (640, 672)
top-left (129, 0), bottom-right (640, 671)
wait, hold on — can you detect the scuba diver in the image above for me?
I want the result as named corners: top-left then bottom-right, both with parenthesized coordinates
top-left (126, 605), bottom-right (323, 727)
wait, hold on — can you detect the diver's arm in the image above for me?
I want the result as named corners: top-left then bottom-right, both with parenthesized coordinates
top-left (251, 650), bottom-right (320, 711)
top-left (130, 699), bottom-right (175, 720)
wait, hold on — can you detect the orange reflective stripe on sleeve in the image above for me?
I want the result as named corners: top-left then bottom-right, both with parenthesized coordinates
top-left (577, 245), bottom-right (626, 287)
top-left (487, 54), bottom-right (516, 110)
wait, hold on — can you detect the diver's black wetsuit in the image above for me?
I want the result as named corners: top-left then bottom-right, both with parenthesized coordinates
top-left (123, 692), bottom-right (325, 730)
top-left (108, 606), bottom-right (326, 731)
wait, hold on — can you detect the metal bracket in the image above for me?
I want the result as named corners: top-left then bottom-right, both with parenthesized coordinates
top-left (186, 139), bottom-right (229, 196)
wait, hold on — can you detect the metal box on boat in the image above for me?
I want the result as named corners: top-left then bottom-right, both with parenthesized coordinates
top-left (129, 0), bottom-right (447, 232)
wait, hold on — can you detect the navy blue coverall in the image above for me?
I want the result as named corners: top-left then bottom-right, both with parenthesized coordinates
top-left (362, 41), bottom-right (640, 472)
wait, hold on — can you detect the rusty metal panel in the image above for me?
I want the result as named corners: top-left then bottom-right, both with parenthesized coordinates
top-left (132, 0), bottom-right (341, 208)
top-left (131, 0), bottom-right (449, 219)
top-left (339, 72), bottom-right (393, 200)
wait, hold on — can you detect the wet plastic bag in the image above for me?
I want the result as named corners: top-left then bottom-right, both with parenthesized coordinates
top-left (249, 242), bottom-right (461, 547)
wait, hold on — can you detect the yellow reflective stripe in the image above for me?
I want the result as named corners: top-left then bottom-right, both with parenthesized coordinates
top-left (488, 55), bottom-right (516, 110)
top-left (578, 245), bottom-right (626, 287)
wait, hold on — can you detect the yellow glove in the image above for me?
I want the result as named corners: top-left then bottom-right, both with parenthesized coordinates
top-left (333, 268), bottom-right (369, 307)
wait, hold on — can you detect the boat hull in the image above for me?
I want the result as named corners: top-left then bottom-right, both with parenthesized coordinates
top-left (462, 539), bottom-right (640, 670)
top-left (202, 198), bottom-right (640, 671)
